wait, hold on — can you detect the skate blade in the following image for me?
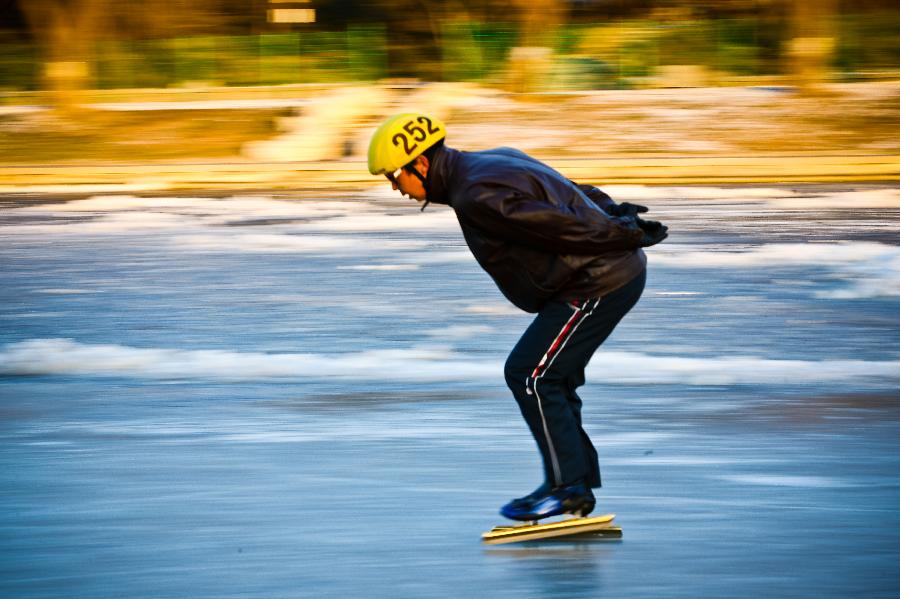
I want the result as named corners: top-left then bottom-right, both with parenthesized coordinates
top-left (482, 513), bottom-right (619, 545)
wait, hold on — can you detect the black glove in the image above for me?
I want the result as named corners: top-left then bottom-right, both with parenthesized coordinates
top-left (610, 202), bottom-right (667, 246)
top-left (608, 202), bottom-right (649, 218)
top-left (636, 217), bottom-right (668, 247)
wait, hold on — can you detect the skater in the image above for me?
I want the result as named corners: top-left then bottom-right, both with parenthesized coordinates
top-left (368, 113), bottom-right (667, 521)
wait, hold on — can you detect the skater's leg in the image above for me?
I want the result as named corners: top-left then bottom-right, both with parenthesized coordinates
top-left (505, 300), bottom-right (592, 487)
top-left (505, 271), bottom-right (646, 489)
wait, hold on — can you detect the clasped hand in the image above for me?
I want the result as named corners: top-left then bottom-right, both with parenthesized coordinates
top-left (608, 202), bottom-right (668, 248)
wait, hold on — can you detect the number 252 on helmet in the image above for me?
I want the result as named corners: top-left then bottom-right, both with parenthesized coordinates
top-left (368, 113), bottom-right (446, 176)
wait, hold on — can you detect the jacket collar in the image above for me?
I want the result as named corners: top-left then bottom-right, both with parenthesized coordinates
top-left (425, 145), bottom-right (460, 207)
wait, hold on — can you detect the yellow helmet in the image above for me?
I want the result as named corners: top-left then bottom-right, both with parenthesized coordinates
top-left (368, 113), bottom-right (446, 176)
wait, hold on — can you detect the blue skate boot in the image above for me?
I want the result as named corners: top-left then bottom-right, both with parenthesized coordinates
top-left (503, 481), bottom-right (551, 511)
top-left (500, 481), bottom-right (596, 522)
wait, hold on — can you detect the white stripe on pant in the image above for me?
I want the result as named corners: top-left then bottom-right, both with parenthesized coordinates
top-left (527, 298), bottom-right (600, 486)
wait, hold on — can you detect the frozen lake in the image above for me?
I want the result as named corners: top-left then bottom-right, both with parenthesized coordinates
top-left (1, 185), bottom-right (899, 598)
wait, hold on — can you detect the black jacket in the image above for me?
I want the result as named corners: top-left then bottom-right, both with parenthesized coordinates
top-left (425, 145), bottom-right (648, 313)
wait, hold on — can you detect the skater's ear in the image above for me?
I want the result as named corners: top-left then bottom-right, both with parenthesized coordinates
top-left (416, 154), bottom-right (431, 175)
top-left (408, 154), bottom-right (429, 176)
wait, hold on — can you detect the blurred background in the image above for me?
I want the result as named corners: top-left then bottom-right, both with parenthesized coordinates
top-left (0, 0), bottom-right (897, 170)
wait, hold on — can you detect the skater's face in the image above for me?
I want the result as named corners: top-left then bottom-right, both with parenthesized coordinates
top-left (386, 156), bottom-right (428, 204)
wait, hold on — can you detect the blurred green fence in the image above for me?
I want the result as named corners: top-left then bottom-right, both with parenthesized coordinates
top-left (0, 14), bottom-right (897, 92)
top-left (88, 27), bottom-right (389, 89)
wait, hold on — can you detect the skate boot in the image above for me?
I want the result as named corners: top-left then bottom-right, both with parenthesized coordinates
top-left (503, 481), bottom-right (551, 511)
top-left (500, 481), bottom-right (596, 522)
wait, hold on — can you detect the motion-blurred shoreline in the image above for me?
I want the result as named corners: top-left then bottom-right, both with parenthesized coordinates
top-left (1, 81), bottom-right (898, 193)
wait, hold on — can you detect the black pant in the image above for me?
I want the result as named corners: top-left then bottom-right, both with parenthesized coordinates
top-left (504, 269), bottom-right (646, 489)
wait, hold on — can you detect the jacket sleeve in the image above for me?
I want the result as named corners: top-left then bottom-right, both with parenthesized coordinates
top-left (574, 183), bottom-right (617, 213)
top-left (457, 182), bottom-right (644, 255)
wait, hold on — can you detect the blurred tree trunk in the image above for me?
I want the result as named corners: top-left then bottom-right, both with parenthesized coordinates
top-left (507, 0), bottom-right (565, 92)
top-left (19, 0), bottom-right (109, 112)
top-left (18, 0), bottom-right (224, 111)
top-left (787, 0), bottom-right (838, 92)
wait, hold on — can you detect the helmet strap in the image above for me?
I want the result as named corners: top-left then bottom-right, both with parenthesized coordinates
top-left (404, 163), bottom-right (430, 212)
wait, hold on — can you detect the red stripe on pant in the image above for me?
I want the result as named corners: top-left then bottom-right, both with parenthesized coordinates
top-left (529, 302), bottom-right (587, 381)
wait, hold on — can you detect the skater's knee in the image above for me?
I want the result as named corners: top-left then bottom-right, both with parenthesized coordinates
top-left (505, 356), bottom-right (569, 393)
top-left (504, 357), bottom-right (529, 392)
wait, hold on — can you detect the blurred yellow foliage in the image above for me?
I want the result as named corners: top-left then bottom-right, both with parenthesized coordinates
top-left (575, 24), bottom-right (663, 59)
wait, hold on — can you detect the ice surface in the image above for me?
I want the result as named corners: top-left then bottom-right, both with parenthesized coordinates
top-left (1, 186), bottom-right (899, 599)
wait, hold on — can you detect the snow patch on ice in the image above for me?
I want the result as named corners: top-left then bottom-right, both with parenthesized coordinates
top-left (33, 289), bottom-right (102, 295)
top-left (603, 185), bottom-right (795, 202)
top-left (336, 264), bottom-right (420, 271)
top-left (461, 304), bottom-right (523, 316)
top-left (300, 209), bottom-right (457, 233)
top-left (602, 186), bottom-right (900, 208)
top-left (653, 241), bottom-right (900, 298)
top-left (717, 474), bottom-right (856, 488)
top-left (653, 241), bottom-right (898, 268)
top-left (769, 188), bottom-right (900, 209)
top-left (591, 351), bottom-right (900, 385)
top-left (424, 325), bottom-right (494, 340)
top-left (815, 251), bottom-right (900, 299)
top-left (654, 291), bottom-right (704, 296)
top-left (174, 232), bottom-right (427, 254)
top-left (0, 338), bottom-right (497, 382)
top-left (2, 339), bottom-right (897, 385)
